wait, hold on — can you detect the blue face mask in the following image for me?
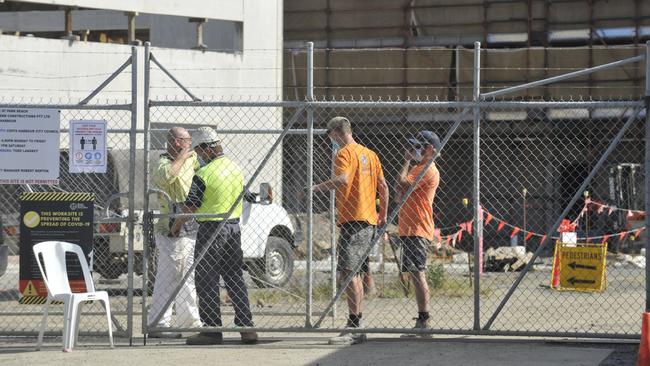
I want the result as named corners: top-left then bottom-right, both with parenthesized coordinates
top-left (331, 139), bottom-right (340, 151)
top-left (196, 154), bottom-right (206, 167)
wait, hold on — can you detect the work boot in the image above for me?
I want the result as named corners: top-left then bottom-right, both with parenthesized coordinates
top-left (185, 332), bottom-right (223, 345)
top-left (401, 317), bottom-right (432, 338)
top-left (240, 331), bottom-right (258, 344)
top-left (328, 319), bottom-right (366, 345)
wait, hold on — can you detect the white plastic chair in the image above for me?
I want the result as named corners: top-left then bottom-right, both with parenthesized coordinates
top-left (33, 241), bottom-right (113, 352)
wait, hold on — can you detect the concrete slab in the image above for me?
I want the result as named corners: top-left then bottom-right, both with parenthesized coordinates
top-left (0, 336), bottom-right (615, 366)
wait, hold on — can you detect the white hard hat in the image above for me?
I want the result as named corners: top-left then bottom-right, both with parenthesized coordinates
top-left (191, 127), bottom-right (221, 149)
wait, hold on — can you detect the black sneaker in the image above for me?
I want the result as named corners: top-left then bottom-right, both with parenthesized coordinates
top-left (185, 332), bottom-right (223, 345)
top-left (240, 331), bottom-right (258, 344)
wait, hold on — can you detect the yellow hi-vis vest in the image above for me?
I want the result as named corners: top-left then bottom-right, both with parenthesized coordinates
top-left (194, 155), bottom-right (244, 221)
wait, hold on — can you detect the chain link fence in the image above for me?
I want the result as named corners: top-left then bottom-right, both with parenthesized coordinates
top-left (141, 99), bottom-right (646, 339)
top-left (0, 43), bottom-right (648, 341)
top-left (0, 104), bottom-right (136, 336)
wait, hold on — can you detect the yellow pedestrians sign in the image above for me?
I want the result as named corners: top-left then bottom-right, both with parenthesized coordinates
top-left (22, 280), bottom-right (38, 296)
top-left (554, 242), bottom-right (607, 292)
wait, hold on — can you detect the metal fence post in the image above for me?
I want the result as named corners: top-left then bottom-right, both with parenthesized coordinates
top-left (645, 40), bottom-right (650, 313)
top-left (127, 45), bottom-right (138, 345)
top-left (142, 41), bottom-right (151, 340)
top-left (472, 41), bottom-right (482, 331)
top-left (306, 41), bottom-right (314, 327)
top-left (330, 147), bottom-right (337, 321)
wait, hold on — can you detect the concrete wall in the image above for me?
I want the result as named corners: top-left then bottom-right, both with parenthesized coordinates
top-left (0, 10), bottom-right (243, 51)
top-left (9, 0), bottom-right (243, 21)
top-left (0, 0), bottom-right (284, 201)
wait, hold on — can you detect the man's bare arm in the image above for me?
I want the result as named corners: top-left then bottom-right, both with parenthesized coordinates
top-left (377, 178), bottom-right (389, 227)
top-left (312, 173), bottom-right (348, 193)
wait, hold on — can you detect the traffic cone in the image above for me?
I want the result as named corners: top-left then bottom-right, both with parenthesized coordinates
top-left (637, 312), bottom-right (650, 366)
top-left (550, 242), bottom-right (561, 288)
top-left (551, 254), bottom-right (561, 288)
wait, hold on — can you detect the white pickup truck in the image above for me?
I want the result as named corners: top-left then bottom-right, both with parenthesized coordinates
top-left (0, 150), bottom-right (299, 288)
top-left (99, 187), bottom-right (298, 288)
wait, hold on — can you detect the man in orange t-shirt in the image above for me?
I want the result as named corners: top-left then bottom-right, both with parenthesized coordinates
top-left (397, 130), bottom-right (441, 336)
top-left (313, 116), bottom-right (389, 345)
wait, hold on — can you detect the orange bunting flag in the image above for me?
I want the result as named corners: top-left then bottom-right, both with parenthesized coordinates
top-left (634, 228), bottom-right (643, 238)
top-left (540, 235), bottom-right (547, 246)
top-left (524, 232), bottom-right (534, 241)
top-left (597, 205), bottom-right (604, 214)
top-left (485, 212), bottom-right (493, 226)
top-left (434, 229), bottom-right (442, 242)
top-left (608, 207), bottom-right (615, 216)
top-left (618, 231), bottom-right (627, 241)
top-left (497, 221), bottom-right (505, 232)
top-left (627, 210), bottom-right (634, 218)
top-left (601, 234), bottom-right (610, 244)
top-left (459, 222), bottom-right (467, 232)
top-left (510, 227), bottom-right (520, 238)
top-left (446, 235), bottom-right (452, 247)
top-left (457, 229), bottom-right (463, 242)
top-left (467, 220), bottom-right (473, 235)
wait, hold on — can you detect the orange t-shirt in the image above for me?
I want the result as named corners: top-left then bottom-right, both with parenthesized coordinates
top-left (334, 143), bottom-right (385, 226)
top-left (398, 163), bottom-right (440, 240)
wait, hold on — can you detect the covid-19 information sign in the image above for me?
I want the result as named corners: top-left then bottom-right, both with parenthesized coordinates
top-left (19, 192), bottom-right (94, 304)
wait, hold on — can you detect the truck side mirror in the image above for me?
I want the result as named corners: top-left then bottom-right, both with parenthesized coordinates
top-left (259, 183), bottom-right (272, 204)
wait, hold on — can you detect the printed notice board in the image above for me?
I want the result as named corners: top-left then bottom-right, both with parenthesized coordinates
top-left (69, 120), bottom-right (107, 173)
top-left (0, 108), bottom-right (60, 184)
top-left (19, 192), bottom-right (94, 304)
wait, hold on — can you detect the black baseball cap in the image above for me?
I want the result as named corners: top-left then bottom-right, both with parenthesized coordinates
top-left (407, 130), bottom-right (442, 151)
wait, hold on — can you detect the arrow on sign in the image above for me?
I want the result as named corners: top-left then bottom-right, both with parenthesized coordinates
top-left (567, 277), bottom-right (596, 285)
top-left (568, 262), bottom-right (597, 271)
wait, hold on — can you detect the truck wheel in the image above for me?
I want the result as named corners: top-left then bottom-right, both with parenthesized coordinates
top-left (250, 236), bottom-right (294, 288)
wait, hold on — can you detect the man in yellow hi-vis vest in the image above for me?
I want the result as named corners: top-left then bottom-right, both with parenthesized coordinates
top-left (171, 127), bottom-right (257, 346)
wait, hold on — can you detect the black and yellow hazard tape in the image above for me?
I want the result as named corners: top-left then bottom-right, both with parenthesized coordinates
top-left (19, 296), bottom-right (63, 305)
top-left (20, 192), bottom-right (94, 202)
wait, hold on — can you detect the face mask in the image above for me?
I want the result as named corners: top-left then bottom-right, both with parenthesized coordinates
top-left (413, 148), bottom-right (423, 161)
top-left (331, 139), bottom-right (340, 151)
top-left (196, 154), bottom-right (206, 167)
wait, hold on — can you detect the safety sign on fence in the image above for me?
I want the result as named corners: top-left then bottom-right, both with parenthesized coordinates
top-left (19, 192), bottom-right (94, 304)
top-left (0, 108), bottom-right (60, 184)
top-left (551, 242), bottom-right (608, 293)
top-left (69, 120), bottom-right (107, 173)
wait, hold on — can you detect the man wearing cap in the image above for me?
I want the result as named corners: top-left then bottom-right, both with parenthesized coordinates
top-left (397, 130), bottom-right (441, 336)
top-left (148, 127), bottom-right (202, 338)
top-left (313, 116), bottom-right (389, 345)
top-left (171, 126), bottom-right (257, 345)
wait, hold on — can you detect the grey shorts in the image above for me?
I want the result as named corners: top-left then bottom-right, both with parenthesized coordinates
top-left (338, 221), bottom-right (375, 274)
top-left (400, 236), bottom-right (430, 273)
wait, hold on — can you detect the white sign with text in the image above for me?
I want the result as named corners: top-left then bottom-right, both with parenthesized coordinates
top-left (0, 108), bottom-right (60, 184)
top-left (69, 120), bottom-right (107, 174)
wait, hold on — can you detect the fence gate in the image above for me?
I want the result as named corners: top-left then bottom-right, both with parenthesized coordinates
top-left (141, 41), bottom-right (650, 340)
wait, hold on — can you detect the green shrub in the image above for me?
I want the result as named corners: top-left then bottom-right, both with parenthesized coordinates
top-left (426, 262), bottom-right (445, 289)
